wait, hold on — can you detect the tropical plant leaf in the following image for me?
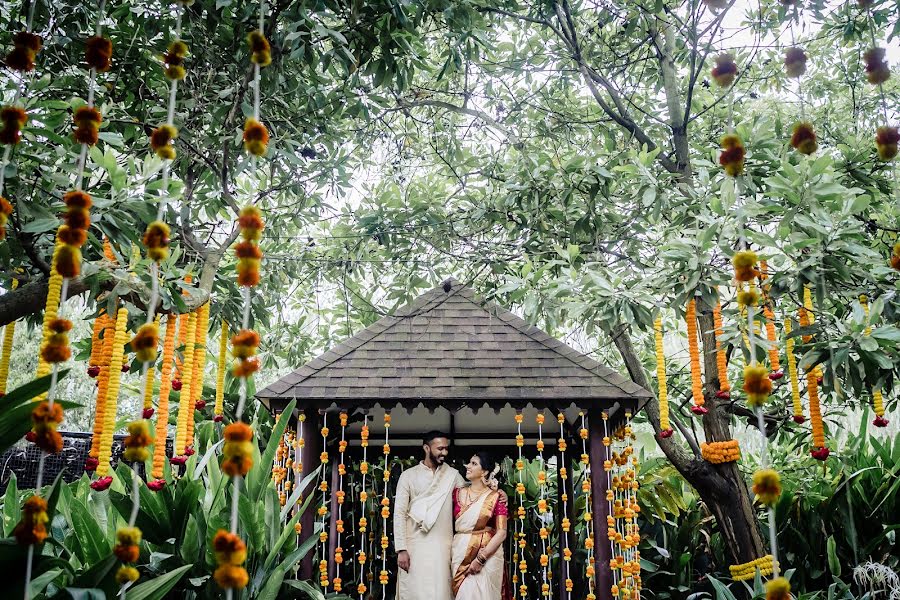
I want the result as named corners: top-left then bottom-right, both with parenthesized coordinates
top-left (124, 563), bottom-right (193, 600)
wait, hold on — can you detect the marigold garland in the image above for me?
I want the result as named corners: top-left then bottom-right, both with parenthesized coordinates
top-left (214, 320), bottom-right (228, 420)
top-left (807, 369), bottom-right (828, 460)
top-left (765, 576), bottom-right (791, 600)
top-left (784, 318), bottom-right (805, 423)
top-left (188, 302), bottom-right (210, 445)
top-left (213, 530), bottom-right (249, 589)
top-left (85, 36), bottom-right (113, 71)
top-left (142, 221), bottom-right (171, 262)
top-left (752, 469), bottom-right (782, 506)
top-left (712, 292), bottom-right (731, 399)
top-left (5, 31), bottom-right (42, 72)
top-left (859, 295), bottom-right (888, 427)
top-left (31, 400), bottom-right (63, 454)
top-left (0, 196), bottom-right (13, 240)
top-left (653, 316), bottom-right (673, 437)
top-left (87, 310), bottom-right (105, 377)
top-left (875, 126), bottom-right (899, 161)
top-left (242, 118), bottom-right (269, 156)
top-left (729, 555), bottom-right (775, 581)
top-left (87, 313), bottom-right (116, 467)
top-left (173, 311), bottom-right (197, 458)
top-left (863, 47), bottom-right (890, 85)
top-left (163, 39), bottom-right (188, 80)
top-left (96, 308), bottom-right (129, 477)
top-left (150, 124), bottom-right (178, 160)
top-left (247, 30), bottom-right (272, 66)
top-left (34, 245), bottom-right (63, 398)
top-left (222, 422), bottom-right (253, 476)
top-left (152, 315), bottom-right (178, 479)
top-left (701, 440), bottom-right (740, 463)
top-left (73, 106), bottom-right (102, 146)
top-left (685, 298), bottom-right (706, 414)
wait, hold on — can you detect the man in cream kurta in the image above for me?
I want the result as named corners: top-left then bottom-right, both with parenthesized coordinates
top-left (394, 432), bottom-right (465, 600)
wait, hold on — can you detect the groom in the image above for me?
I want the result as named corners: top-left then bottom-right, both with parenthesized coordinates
top-left (393, 430), bottom-right (464, 600)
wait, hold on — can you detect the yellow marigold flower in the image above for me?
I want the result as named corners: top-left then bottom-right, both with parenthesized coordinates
top-left (765, 577), bottom-right (791, 600)
top-left (753, 469), bottom-right (782, 506)
top-left (115, 566), bottom-right (140, 584)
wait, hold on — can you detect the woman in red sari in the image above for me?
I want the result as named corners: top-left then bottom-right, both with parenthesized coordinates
top-left (451, 452), bottom-right (511, 600)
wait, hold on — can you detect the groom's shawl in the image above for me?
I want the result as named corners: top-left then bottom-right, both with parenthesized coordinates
top-left (407, 463), bottom-right (459, 533)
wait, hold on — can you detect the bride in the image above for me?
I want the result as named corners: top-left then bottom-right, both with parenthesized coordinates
top-left (451, 452), bottom-right (510, 600)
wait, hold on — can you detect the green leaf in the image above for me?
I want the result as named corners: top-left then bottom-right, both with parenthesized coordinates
top-left (29, 568), bottom-right (62, 597)
top-left (2, 471), bottom-right (17, 537)
top-left (125, 563), bottom-right (193, 600)
top-left (65, 589), bottom-right (108, 600)
top-left (68, 494), bottom-right (111, 565)
top-left (826, 535), bottom-right (841, 576)
top-left (708, 576), bottom-right (738, 600)
top-left (246, 399), bottom-right (296, 503)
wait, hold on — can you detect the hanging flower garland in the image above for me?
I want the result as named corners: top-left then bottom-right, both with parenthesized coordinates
top-left (535, 412), bottom-right (550, 598)
top-left (701, 439), bottom-right (740, 463)
top-left (214, 320), bottom-right (228, 422)
top-left (357, 414), bottom-right (370, 598)
top-left (609, 416), bottom-right (641, 599)
top-left (513, 412), bottom-right (527, 598)
top-left (332, 412), bottom-right (347, 593)
top-left (653, 316), bottom-right (673, 438)
top-left (86, 310), bottom-right (115, 472)
top-left (859, 295), bottom-right (888, 427)
top-left (317, 413), bottom-right (329, 590)
top-left (712, 290), bottom-right (731, 400)
top-left (185, 302), bottom-right (210, 448)
top-left (151, 314), bottom-right (177, 482)
top-left (685, 298), bottom-right (706, 415)
top-left (578, 412), bottom-right (593, 600)
top-left (0, 1), bottom-right (43, 239)
top-left (557, 413), bottom-right (573, 597)
top-left (96, 307), bottom-right (128, 479)
top-left (799, 286), bottom-right (828, 460)
top-left (173, 311), bottom-right (197, 462)
top-left (783, 317), bottom-right (805, 423)
top-left (379, 412), bottom-right (392, 594)
top-left (759, 262), bottom-right (783, 379)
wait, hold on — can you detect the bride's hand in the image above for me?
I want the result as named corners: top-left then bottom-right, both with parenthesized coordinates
top-left (467, 560), bottom-right (484, 575)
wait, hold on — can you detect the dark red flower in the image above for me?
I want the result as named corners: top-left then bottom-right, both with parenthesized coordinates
top-left (121, 363), bottom-right (130, 373)
top-left (142, 407), bottom-right (155, 419)
top-left (24, 430), bottom-right (36, 442)
top-left (84, 456), bottom-right (99, 471)
top-left (214, 415), bottom-right (224, 423)
top-left (184, 446), bottom-right (195, 456)
top-left (87, 365), bottom-right (100, 378)
top-left (90, 476), bottom-right (113, 491)
top-left (658, 428), bottom-right (674, 439)
top-left (810, 447), bottom-right (830, 461)
top-left (714, 390), bottom-right (731, 400)
top-left (792, 415), bottom-right (806, 424)
top-left (195, 400), bottom-right (206, 410)
top-left (768, 371), bottom-right (784, 381)
top-left (873, 415), bottom-right (889, 427)
top-left (691, 405), bottom-right (709, 415)
top-left (170, 455), bottom-right (188, 465)
top-left (171, 379), bottom-right (182, 391)
top-left (147, 479), bottom-right (166, 492)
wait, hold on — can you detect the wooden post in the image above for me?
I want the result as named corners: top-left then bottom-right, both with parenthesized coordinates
top-left (299, 408), bottom-right (321, 580)
top-left (589, 407), bottom-right (613, 600)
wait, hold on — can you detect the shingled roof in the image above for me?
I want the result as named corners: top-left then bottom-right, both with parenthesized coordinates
top-left (256, 279), bottom-right (651, 411)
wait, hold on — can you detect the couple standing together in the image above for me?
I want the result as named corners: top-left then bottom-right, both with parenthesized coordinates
top-left (394, 431), bottom-right (511, 600)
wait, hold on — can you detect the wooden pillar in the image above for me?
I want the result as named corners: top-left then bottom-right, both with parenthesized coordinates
top-left (589, 407), bottom-right (613, 600)
top-left (299, 408), bottom-right (321, 580)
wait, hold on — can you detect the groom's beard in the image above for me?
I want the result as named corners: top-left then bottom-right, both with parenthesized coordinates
top-left (427, 448), bottom-right (446, 465)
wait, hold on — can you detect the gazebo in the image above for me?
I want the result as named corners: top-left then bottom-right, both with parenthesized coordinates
top-left (257, 278), bottom-right (652, 599)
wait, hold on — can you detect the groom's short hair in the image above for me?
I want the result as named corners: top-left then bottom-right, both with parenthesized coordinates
top-left (423, 430), bottom-right (450, 445)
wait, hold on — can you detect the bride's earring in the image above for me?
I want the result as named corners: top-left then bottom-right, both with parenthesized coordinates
top-left (481, 474), bottom-right (488, 486)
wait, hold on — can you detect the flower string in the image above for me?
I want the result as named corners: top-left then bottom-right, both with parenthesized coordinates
top-left (513, 412), bottom-right (527, 598)
top-left (535, 411), bottom-right (550, 597)
top-left (783, 317), bottom-right (805, 424)
top-left (151, 315), bottom-right (177, 481)
top-left (357, 414), bottom-right (370, 598)
top-left (379, 412), bottom-right (391, 596)
top-left (0, 279), bottom-right (18, 395)
top-left (557, 413), bottom-right (573, 597)
top-left (581, 412), bottom-right (596, 600)
top-left (685, 298), bottom-right (706, 414)
top-left (173, 311), bottom-right (197, 459)
top-left (214, 320), bottom-right (228, 421)
top-left (860, 295), bottom-right (888, 427)
top-left (653, 316), bottom-right (673, 438)
top-left (332, 412), bottom-right (347, 593)
top-left (712, 290), bottom-right (731, 399)
top-left (317, 413), bottom-right (329, 589)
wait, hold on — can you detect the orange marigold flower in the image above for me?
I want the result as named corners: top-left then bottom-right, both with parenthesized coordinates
top-left (33, 427), bottom-right (63, 454)
top-left (233, 357), bottom-right (260, 377)
top-left (73, 106), bottom-right (102, 127)
top-left (875, 126), bottom-right (899, 161)
top-left (0, 106), bottom-right (28, 145)
top-left (236, 259), bottom-right (261, 287)
top-left (863, 48), bottom-right (890, 85)
top-left (115, 566), bottom-right (140, 584)
top-left (731, 250), bottom-right (758, 282)
top-left (63, 189), bottom-right (92, 209)
top-left (142, 220), bottom-right (171, 261)
top-left (6, 32), bottom-right (42, 72)
top-left (150, 124), bottom-right (178, 159)
top-left (784, 46), bottom-right (807, 78)
top-left (231, 329), bottom-right (260, 359)
top-left (132, 323), bottom-right (159, 362)
top-left (765, 577), bottom-right (790, 600)
top-left (743, 365), bottom-right (773, 406)
top-left (0, 196), bottom-right (11, 240)
top-left (49, 318), bottom-right (73, 333)
top-left (32, 401), bottom-right (64, 424)
top-left (234, 240), bottom-right (263, 259)
top-left (224, 422), bottom-right (253, 442)
top-left (213, 530), bottom-right (248, 565)
top-left (247, 30), bottom-right (272, 66)
top-left (790, 122), bottom-right (817, 155)
top-left (711, 53), bottom-right (737, 87)
top-left (753, 469), bottom-right (782, 506)
top-left (13, 496), bottom-right (49, 545)
top-left (64, 208), bottom-right (90, 232)
top-left (57, 225), bottom-right (87, 247)
top-left (243, 118), bottom-right (269, 156)
top-left (55, 244), bottom-right (82, 278)
top-left (238, 205), bottom-right (264, 238)
top-left (85, 36), bottom-right (113, 71)
top-left (113, 544), bottom-right (140, 562)
top-left (719, 133), bottom-right (745, 177)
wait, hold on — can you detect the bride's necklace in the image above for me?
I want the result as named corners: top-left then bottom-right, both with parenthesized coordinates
top-left (463, 485), bottom-right (488, 507)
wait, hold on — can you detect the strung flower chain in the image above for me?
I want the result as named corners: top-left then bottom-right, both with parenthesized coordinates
top-left (580, 413), bottom-right (596, 600)
top-left (609, 415), bottom-right (641, 599)
top-left (860, 2), bottom-right (898, 181)
top-left (332, 412), bottom-right (347, 593)
top-left (800, 286), bottom-right (828, 460)
top-left (317, 413), bottom-right (329, 589)
top-left (783, 316), bottom-right (805, 424)
top-left (783, 3), bottom-right (817, 157)
top-left (535, 412), bottom-right (550, 598)
top-left (379, 412), bottom-right (392, 595)
top-left (859, 296), bottom-right (888, 426)
top-left (173, 311), bottom-right (197, 460)
top-left (711, 291), bottom-right (731, 400)
top-left (653, 316), bottom-right (673, 438)
top-left (513, 412), bottom-right (527, 598)
top-left (186, 302), bottom-right (210, 444)
top-left (358, 414), bottom-right (370, 598)
top-left (151, 315), bottom-right (177, 482)
top-left (759, 263), bottom-right (783, 380)
top-left (214, 320), bottom-right (228, 422)
top-left (701, 439), bottom-right (740, 464)
top-left (685, 298), bottom-right (707, 414)
top-left (0, 279), bottom-right (18, 395)
top-left (0, 0), bottom-right (43, 239)
top-left (294, 413), bottom-right (306, 530)
top-left (557, 413), bottom-right (573, 597)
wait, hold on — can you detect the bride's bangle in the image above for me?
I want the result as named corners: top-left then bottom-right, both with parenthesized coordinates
top-left (476, 552), bottom-right (488, 565)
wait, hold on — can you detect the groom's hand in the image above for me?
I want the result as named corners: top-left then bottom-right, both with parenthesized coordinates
top-left (398, 550), bottom-right (410, 572)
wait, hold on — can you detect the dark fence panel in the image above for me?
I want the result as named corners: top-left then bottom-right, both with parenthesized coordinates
top-left (0, 432), bottom-right (174, 492)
